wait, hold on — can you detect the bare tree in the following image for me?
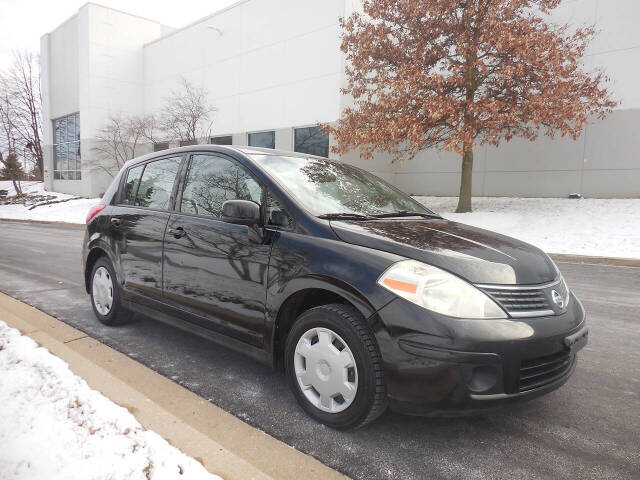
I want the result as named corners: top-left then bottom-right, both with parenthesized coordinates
top-left (0, 94), bottom-right (25, 193)
top-left (92, 77), bottom-right (213, 176)
top-left (0, 92), bottom-right (14, 152)
top-left (92, 114), bottom-right (158, 177)
top-left (0, 91), bottom-right (21, 192)
top-left (0, 51), bottom-right (43, 178)
top-left (159, 78), bottom-right (215, 143)
top-left (0, 81), bottom-right (16, 164)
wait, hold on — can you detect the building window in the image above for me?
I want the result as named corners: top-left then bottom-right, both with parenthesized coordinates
top-left (53, 112), bottom-right (81, 180)
top-left (153, 142), bottom-right (169, 152)
top-left (210, 135), bottom-right (233, 145)
top-left (179, 139), bottom-right (198, 147)
top-left (248, 131), bottom-right (275, 149)
top-left (294, 126), bottom-right (329, 158)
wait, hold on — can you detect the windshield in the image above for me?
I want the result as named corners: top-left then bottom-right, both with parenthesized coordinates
top-left (252, 154), bottom-right (435, 217)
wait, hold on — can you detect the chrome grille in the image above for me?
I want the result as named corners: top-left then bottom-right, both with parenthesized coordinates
top-left (519, 350), bottom-right (574, 392)
top-left (477, 279), bottom-right (566, 318)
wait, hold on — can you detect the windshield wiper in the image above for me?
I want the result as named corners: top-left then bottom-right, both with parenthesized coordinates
top-left (369, 210), bottom-right (442, 219)
top-left (317, 213), bottom-right (375, 220)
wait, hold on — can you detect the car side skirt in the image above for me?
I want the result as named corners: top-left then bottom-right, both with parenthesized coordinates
top-left (123, 299), bottom-right (272, 366)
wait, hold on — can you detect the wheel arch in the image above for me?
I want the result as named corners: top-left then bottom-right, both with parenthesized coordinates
top-left (84, 243), bottom-right (119, 293)
top-left (269, 276), bottom-right (378, 369)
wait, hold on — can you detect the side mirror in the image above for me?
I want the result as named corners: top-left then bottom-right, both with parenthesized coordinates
top-left (221, 200), bottom-right (261, 226)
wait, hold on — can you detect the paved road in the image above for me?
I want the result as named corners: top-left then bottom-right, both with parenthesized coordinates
top-left (1, 220), bottom-right (638, 480)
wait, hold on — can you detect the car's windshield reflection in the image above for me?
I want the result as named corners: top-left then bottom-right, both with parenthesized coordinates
top-left (253, 154), bottom-right (435, 217)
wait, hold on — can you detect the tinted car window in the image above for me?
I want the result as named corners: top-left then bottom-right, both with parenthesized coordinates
top-left (122, 164), bottom-right (144, 205)
top-left (134, 156), bottom-right (182, 209)
top-left (266, 191), bottom-right (292, 228)
top-left (180, 154), bottom-right (262, 218)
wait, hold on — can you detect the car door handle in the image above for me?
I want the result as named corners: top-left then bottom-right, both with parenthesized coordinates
top-left (110, 217), bottom-right (122, 227)
top-left (168, 227), bottom-right (187, 239)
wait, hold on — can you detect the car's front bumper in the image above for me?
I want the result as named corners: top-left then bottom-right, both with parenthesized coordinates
top-left (372, 292), bottom-right (588, 416)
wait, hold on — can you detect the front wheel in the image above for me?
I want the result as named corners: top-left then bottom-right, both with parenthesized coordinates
top-left (285, 304), bottom-right (387, 429)
top-left (90, 256), bottom-right (131, 326)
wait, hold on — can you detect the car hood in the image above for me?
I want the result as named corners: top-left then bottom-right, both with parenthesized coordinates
top-left (330, 218), bottom-right (557, 285)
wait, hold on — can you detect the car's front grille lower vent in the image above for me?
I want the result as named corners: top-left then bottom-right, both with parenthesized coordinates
top-left (477, 279), bottom-right (566, 318)
top-left (519, 350), bottom-right (574, 392)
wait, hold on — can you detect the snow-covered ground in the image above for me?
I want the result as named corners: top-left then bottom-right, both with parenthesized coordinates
top-left (416, 196), bottom-right (640, 259)
top-left (0, 181), bottom-right (99, 224)
top-left (0, 321), bottom-right (222, 480)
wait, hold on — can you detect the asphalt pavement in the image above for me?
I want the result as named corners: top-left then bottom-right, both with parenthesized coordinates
top-left (0, 220), bottom-right (638, 480)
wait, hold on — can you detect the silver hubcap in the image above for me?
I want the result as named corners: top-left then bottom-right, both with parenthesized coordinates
top-left (92, 266), bottom-right (113, 316)
top-left (294, 327), bottom-right (358, 413)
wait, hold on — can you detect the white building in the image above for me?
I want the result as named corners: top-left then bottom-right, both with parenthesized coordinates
top-left (41, 0), bottom-right (640, 198)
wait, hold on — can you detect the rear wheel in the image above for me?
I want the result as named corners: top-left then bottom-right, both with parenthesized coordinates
top-left (285, 303), bottom-right (387, 429)
top-left (90, 256), bottom-right (131, 326)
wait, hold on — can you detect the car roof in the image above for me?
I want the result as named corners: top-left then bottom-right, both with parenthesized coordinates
top-left (123, 145), bottom-right (326, 169)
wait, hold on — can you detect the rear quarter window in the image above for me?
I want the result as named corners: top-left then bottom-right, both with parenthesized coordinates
top-left (134, 157), bottom-right (182, 209)
top-left (121, 164), bottom-right (144, 205)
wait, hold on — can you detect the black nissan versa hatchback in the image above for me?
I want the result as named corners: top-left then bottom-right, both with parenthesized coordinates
top-left (83, 145), bottom-right (589, 429)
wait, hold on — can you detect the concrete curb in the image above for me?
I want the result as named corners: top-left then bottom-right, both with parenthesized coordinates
top-left (549, 253), bottom-right (640, 268)
top-left (0, 292), bottom-right (348, 480)
top-left (0, 217), bottom-right (84, 228)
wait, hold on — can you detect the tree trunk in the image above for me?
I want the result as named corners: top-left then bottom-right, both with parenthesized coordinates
top-left (455, 144), bottom-right (473, 213)
top-left (12, 179), bottom-right (22, 195)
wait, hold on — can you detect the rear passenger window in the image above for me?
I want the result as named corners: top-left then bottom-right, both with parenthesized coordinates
top-left (135, 157), bottom-right (182, 209)
top-left (122, 164), bottom-right (144, 205)
top-left (180, 154), bottom-right (262, 218)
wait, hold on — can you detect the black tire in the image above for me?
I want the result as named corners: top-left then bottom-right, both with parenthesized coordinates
top-left (89, 256), bottom-right (132, 326)
top-left (285, 303), bottom-right (387, 429)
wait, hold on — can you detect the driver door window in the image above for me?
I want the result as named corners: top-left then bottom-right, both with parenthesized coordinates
top-left (180, 154), bottom-right (262, 217)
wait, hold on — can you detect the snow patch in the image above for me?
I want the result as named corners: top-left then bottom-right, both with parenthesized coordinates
top-left (415, 196), bottom-right (640, 259)
top-left (0, 321), bottom-right (222, 480)
top-left (0, 181), bottom-right (99, 224)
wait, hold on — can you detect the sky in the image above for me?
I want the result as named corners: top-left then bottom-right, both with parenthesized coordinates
top-left (0, 0), bottom-right (240, 69)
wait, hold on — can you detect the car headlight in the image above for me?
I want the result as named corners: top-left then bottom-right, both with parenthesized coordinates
top-left (561, 275), bottom-right (570, 301)
top-left (552, 261), bottom-right (571, 307)
top-left (377, 260), bottom-right (507, 319)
